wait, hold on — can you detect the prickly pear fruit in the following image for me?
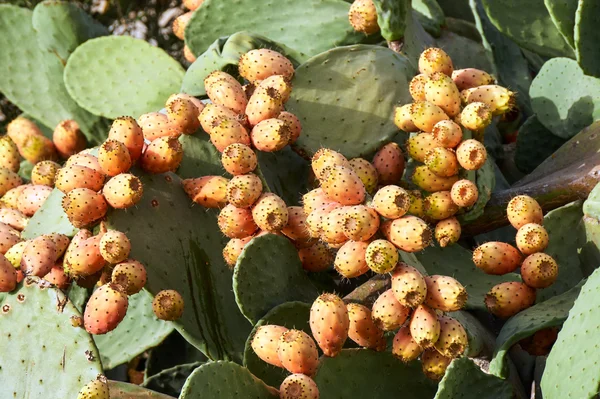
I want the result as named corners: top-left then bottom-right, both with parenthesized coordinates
top-left (43, 262), bottom-right (71, 290)
top-left (66, 153), bottom-right (102, 173)
top-left (84, 283), bottom-right (128, 334)
top-left (31, 160), bottom-right (60, 187)
top-left (408, 190), bottom-right (425, 218)
top-left (280, 374), bottom-right (320, 399)
top-left (6, 116), bottom-right (42, 145)
top-left (5, 240), bottom-right (27, 268)
top-left (103, 173), bottom-right (143, 209)
top-left (521, 253), bottom-right (558, 289)
top-left (251, 118), bottom-right (290, 152)
top-left (0, 223), bottom-right (19, 255)
top-left (473, 241), bottom-right (521, 275)
top-left (372, 142), bottom-right (405, 185)
top-left (199, 103), bottom-right (240, 135)
top-left (320, 207), bottom-right (350, 247)
top-left (44, 232), bottom-right (69, 259)
top-left (209, 119), bottom-right (251, 152)
top-left (221, 143), bottom-right (257, 175)
top-left (382, 215), bottom-right (432, 252)
top-left (372, 289), bottom-right (410, 331)
top-left (423, 191), bottom-right (459, 220)
top-left (0, 167), bottom-right (22, 197)
top-left (424, 275), bottom-right (467, 312)
top-left (99, 230), bottom-right (131, 264)
top-left (152, 289), bottom-right (184, 320)
top-left (205, 78), bottom-right (248, 116)
top-left (507, 195), bottom-right (543, 229)
top-left (239, 49), bottom-right (294, 84)
top-left (0, 208), bottom-right (28, 231)
top-left (372, 185), bottom-right (410, 219)
top-left (305, 202), bottom-right (340, 238)
top-left (226, 173), bottom-right (263, 208)
top-left (54, 165), bottom-right (105, 194)
top-left (142, 136), bottom-right (184, 173)
top-left (166, 92), bottom-right (204, 112)
top-left (259, 75), bottom-right (292, 103)
top-left (53, 120), bottom-right (86, 159)
top-left (172, 11), bottom-right (192, 39)
top-left (365, 239), bottom-right (398, 274)
top-left (519, 327), bottom-right (559, 356)
top-left (310, 293), bottom-right (349, 357)
top-left (435, 217), bottom-right (461, 247)
top-left (246, 86), bottom-right (284, 126)
top-left (277, 329), bottom-right (319, 375)
top-left (77, 376), bottom-right (110, 399)
top-left (218, 204), bottom-right (258, 238)
top-left (451, 68), bottom-right (495, 90)
top-left (252, 193), bottom-right (289, 232)
top-left (515, 223), bottom-right (549, 255)
top-left (410, 304), bottom-right (440, 348)
top-left (312, 149), bottom-right (350, 180)
top-left (392, 326), bottom-right (422, 362)
top-left (424, 147), bottom-right (459, 178)
top-left (166, 98), bottom-right (201, 134)
top-left (421, 348), bottom-right (452, 380)
top-left (98, 139), bottom-right (132, 177)
top-left (431, 120), bottom-right (463, 148)
top-left (342, 205), bottom-right (379, 241)
top-left (410, 101), bottom-right (450, 133)
top-left (393, 104), bottom-right (419, 132)
top-left (0, 253), bottom-right (17, 292)
top-left (20, 235), bottom-right (56, 277)
top-left (0, 136), bottom-right (20, 173)
top-left (106, 117), bottom-right (144, 162)
top-left (450, 179), bottom-right (478, 208)
top-left (347, 303), bottom-right (385, 350)
top-left (17, 132), bottom-right (58, 164)
top-left (409, 74), bottom-right (429, 101)
top-left (348, 0), bottom-right (379, 34)
top-left (302, 188), bottom-right (336, 215)
top-left (281, 206), bottom-right (311, 243)
top-left (419, 47), bottom-right (453, 76)
top-left (348, 158), bottom-right (378, 193)
top-left (424, 72), bottom-right (461, 117)
top-left (64, 234), bottom-right (106, 277)
top-left (111, 259), bottom-right (146, 295)
top-left (321, 166), bottom-right (366, 206)
top-left (251, 324), bottom-right (289, 368)
top-left (17, 185), bottom-right (52, 216)
top-left (391, 263), bottom-right (427, 307)
top-left (62, 188), bottom-right (108, 228)
top-left (1, 185), bottom-right (26, 209)
top-left (406, 134), bottom-right (441, 163)
top-left (182, 176), bottom-right (228, 208)
top-left (298, 241), bottom-right (333, 272)
top-left (223, 236), bottom-right (252, 268)
top-left (334, 240), bottom-right (368, 278)
top-left (460, 102), bottom-right (492, 131)
top-left (278, 112), bottom-right (302, 143)
top-left (205, 71), bottom-right (239, 91)
top-left (434, 315), bottom-right (468, 358)
top-left (485, 282), bottom-right (536, 318)
top-left (464, 84), bottom-right (515, 115)
top-left (456, 139), bottom-right (487, 170)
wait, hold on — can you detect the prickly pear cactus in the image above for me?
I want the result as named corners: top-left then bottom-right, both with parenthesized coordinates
top-left (435, 357), bottom-right (512, 399)
top-left (22, 189), bottom-right (78, 238)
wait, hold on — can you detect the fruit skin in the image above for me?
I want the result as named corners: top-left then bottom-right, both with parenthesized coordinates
top-left (302, 188), bottom-right (336, 215)
top-left (52, 120), bottom-right (87, 159)
top-left (84, 283), bottom-right (129, 334)
top-left (464, 84), bottom-right (515, 115)
top-left (62, 188), bottom-right (108, 228)
top-left (259, 75), bottom-right (292, 103)
top-left (432, 120), bottom-right (463, 148)
top-left (456, 139), bottom-right (487, 170)
top-left (209, 118), bottom-right (251, 153)
top-left (111, 259), bottom-right (147, 295)
top-left (137, 112), bottom-right (178, 141)
top-left (182, 176), bottom-right (229, 208)
top-left (435, 217), bottom-right (461, 247)
top-left (348, 158), bottom-right (378, 193)
top-left (223, 237), bottom-right (252, 268)
top-left (0, 167), bottom-right (22, 197)
top-left (298, 241), bottom-right (333, 272)
top-left (520, 253), bottom-right (558, 289)
top-left (424, 72), bottom-right (461, 117)
top-left (451, 68), bottom-right (495, 90)
top-left (66, 153), bottom-right (102, 172)
top-left (412, 165), bottom-right (458, 192)
top-left (141, 136), bottom-right (184, 174)
top-left (506, 195), bottom-right (543, 229)
top-left (277, 329), bottom-right (319, 375)
top-left (393, 104), bottom-right (419, 132)
top-left (77, 376), bottom-right (110, 399)
top-left (424, 147), bottom-right (459, 177)
top-left (17, 184), bottom-right (53, 216)
top-left (221, 143), bottom-right (258, 175)
top-left (64, 233), bottom-right (106, 277)
top-left (107, 117), bottom-right (147, 163)
top-left (251, 118), bottom-right (290, 152)
top-left (310, 293), bottom-right (349, 357)
top-left (372, 142), bottom-right (405, 185)
top-left (152, 289), bottom-right (184, 320)
top-left (371, 289), bottom-right (410, 331)
top-left (98, 139), bottom-right (132, 177)
top-left (391, 263), bottom-right (427, 307)
top-left (348, 0), bottom-right (379, 34)
top-left (311, 149), bottom-right (350, 180)
top-left (44, 262), bottom-right (71, 290)
top-left (239, 49), bottom-right (294, 84)
top-left (280, 373), bottom-right (320, 399)
top-left (20, 235), bottom-right (56, 277)
top-left (0, 253), bottom-right (17, 292)
top-left (251, 324), bottom-right (289, 368)
top-left (1, 185), bottom-right (27, 209)
top-left (99, 230), bottom-right (131, 264)
top-left (515, 223), bottom-right (549, 255)
top-left (346, 303), bottom-right (385, 350)
top-left (423, 191), bottom-right (459, 220)
top-left (410, 101), bottom-right (450, 133)
top-left (0, 222), bottom-right (20, 255)
top-left (103, 173), bottom-right (144, 209)
top-left (0, 135), bottom-right (21, 172)
top-left (282, 206), bottom-right (312, 245)
top-left (278, 111), bottom-right (302, 143)
top-left (205, 76), bottom-right (248, 115)
top-left (419, 47), bottom-right (454, 76)
top-left (450, 179), bottom-right (479, 208)
top-left (421, 348), bottom-right (452, 381)
top-left (31, 160), bottom-right (60, 187)
top-left (320, 207), bottom-right (349, 247)
top-left (409, 304), bottom-right (441, 348)
top-left (226, 173), bottom-right (263, 208)
top-left (409, 74), bottom-right (429, 102)
top-left (485, 282), bottom-right (536, 318)
top-left (365, 239), bottom-right (398, 274)
top-left (218, 204), bottom-right (258, 238)
top-left (334, 240), bottom-right (369, 278)
top-left (246, 86), bottom-right (284, 126)
top-left (342, 205), bottom-right (379, 241)
top-left (435, 315), bottom-right (468, 358)
top-left (372, 185), bottom-right (411, 219)
top-left (4, 240), bottom-right (27, 268)
top-left (305, 202), bottom-right (340, 239)
top-left (172, 11), bottom-right (192, 39)
top-left (460, 102), bottom-right (492, 131)
top-left (382, 215), bottom-right (432, 252)
top-left (55, 165), bottom-right (105, 194)
top-left (406, 133), bottom-right (441, 163)
top-left (199, 103), bottom-right (241, 135)
top-left (392, 326), bottom-right (422, 362)
top-left (321, 165), bottom-right (366, 206)
top-left (252, 193), bottom-right (289, 232)
top-left (472, 241), bottom-right (522, 275)
top-left (167, 97), bottom-right (202, 135)
top-left (424, 275), bottom-right (467, 312)
top-left (15, 130), bottom-right (58, 164)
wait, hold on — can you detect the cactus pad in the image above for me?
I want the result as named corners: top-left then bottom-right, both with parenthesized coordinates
top-left (108, 381), bottom-right (176, 399)
top-left (21, 189), bottom-right (78, 239)
top-left (545, 0), bottom-right (577, 48)
top-left (436, 30), bottom-right (493, 72)
top-left (435, 357), bottom-right (512, 399)
top-left (515, 116), bottom-right (566, 174)
top-left (412, 0), bottom-right (445, 37)
top-left (372, 0), bottom-right (411, 41)
top-left (458, 157), bottom-right (495, 223)
top-left (257, 149), bottom-right (311, 206)
top-left (142, 362), bottom-right (203, 397)
top-left (574, 0), bottom-right (600, 78)
top-left (178, 133), bottom-right (226, 178)
top-left (64, 36), bottom-right (185, 119)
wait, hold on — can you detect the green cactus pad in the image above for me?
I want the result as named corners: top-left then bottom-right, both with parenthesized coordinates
top-left (445, 18), bottom-right (482, 42)
top-left (64, 36), bottom-right (185, 119)
top-left (488, 282), bottom-right (581, 378)
top-left (178, 133), bottom-right (227, 178)
top-left (458, 157), bottom-right (495, 223)
top-left (545, 0), bottom-right (577, 48)
top-left (582, 185), bottom-right (600, 274)
top-left (184, 0), bottom-right (361, 60)
top-left (583, 182), bottom-right (600, 220)
top-left (515, 116), bottom-right (566, 174)
top-left (436, 30), bottom-right (493, 72)
top-left (18, 159), bottom-right (34, 182)
top-left (106, 171), bottom-right (251, 363)
top-left (372, 0), bottom-right (411, 41)
top-left (0, 277), bottom-right (103, 397)
top-left (108, 381), bottom-right (176, 399)
top-left (574, 0), bottom-right (600, 78)
top-left (437, 0), bottom-right (474, 21)
top-left (481, 0), bottom-right (574, 58)
top-left (402, 12), bottom-right (436, 67)
top-left (142, 362), bottom-right (203, 397)
top-left (145, 332), bottom-right (207, 379)
top-left (412, 0), bottom-right (445, 37)
top-left (180, 361), bottom-right (279, 398)
top-left (256, 148), bottom-right (311, 206)
top-left (243, 301), bottom-right (311, 387)
top-left (530, 58), bottom-right (600, 139)
top-left (435, 357), bottom-right (512, 399)
top-left (314, 349), bottom-right (437, 397)
top-left (233, 235), bottom-right (319, 324)
top-left (287, 45), bottom-right (414, 159)
top-left (21, 189), bottom-right (78, 239)
top-left (94, 289), bottom-right (174, 370)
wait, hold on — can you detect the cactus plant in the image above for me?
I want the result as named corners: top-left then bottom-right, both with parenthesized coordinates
top-left (435, 357), bottom-right (512, 399)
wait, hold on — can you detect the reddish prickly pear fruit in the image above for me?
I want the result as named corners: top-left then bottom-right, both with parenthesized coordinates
top-left (259, 75), bottom-right (292, 103)
top-left (111, 259), bottom-right (146, 295)
top-left (419, 47), bottom-right (453, 76)
top-left (451, 68), bottom-right (495, 90)
top-left (382, 215), bottom-right (433, 252)
top-left (277, 112), bottom-right (302, 143)
top-left (282, 206), bottom-right (312, 246)
top-left (6, 116), bottom-right (43, 145)
top-left (206, 78), bottom-right (248, 116)
top-left (393, 326), bottom-right (422, 362)
top-left (142, 136), bottom-right (184, 174)
top-left (519, 327), bottom-right (559, 356)
top-left (84, 283), bottom-right (128, 334)
top-left (172, 11), bottom-right (192, 39)
top-left (5, 240), bottom-right (27, 268)
top-left (391, 263), bottom-right (427, 307)
top-left (410, 101), bottom-right (450, 133)
top-left (182, 175), bottom-right (228, 208)
top-left (372, 289), bottom-right (410, 331)
top-left (485, 282), bottom-right (536, 318)
top-left (394, 104), bottom-right (419, 132)
top-left (43, 262), bottom-right (71, 290)
top-left (45, 232), bottom-right (69, 259)
top-left (1, 185), bottom-right (27, 209)
top-left (152, 289), bottom-right (184, 320)
top-left (424, 72), bottom-right (461, 117)
top-left (31, 160), bottom-right (60, 187)
top-left (412, 165), bottom-right (459, 192)
top-left (521, 253), bottom-right (558, 289)
top-left (460, 102), bottom-right (492, 131)
top-left (424, 147), bottom-right (459, 178)
top-left (473, 242), bottom-right (521, 275)
top-left (406, 133), bottom-right (441, 162)
top-left (421, 348), bottom-right (452, 380)
top-left (0, 253), bottom-right (17, 292)
top-left (64, 234), bottom-right (106, 277)
top-left (311, 149), bottom-right (350, 180)
top-left (425, 275), bottom-right (467, 312)
top-left (456, 139), bottom-right (487, 170)
top-left (435, 217), bottom-right (461, 247)
top-left (277, 329), bottom-right (319, 375)
top-left (372, 142), bottom-right (405, 185)
top-left (103, 173), bottom-right (144, 209)
top-left (0, 222), bottom-right (19, 255)
top-left (305, 202), bottom-right (340, 238)
top-left (55, 165), bottom-right (105, 194)
top-left (77, 376), bottom-right (110, 399)
top-left (321, 166), bottom-right (366, 206)
top-left (246, 86), bottom-right (284, 126)
top-left (226, 173), bottom-right (263, 208)
top-left (515, 223), bottom-right (549, 255)
top-left (17, 185), bottom-right (53, 216)
top-left (348, 0), bottom-right (379, 34)
top-left (98, 139), bottom-right (132, 177)
top-left (435, 316), bottom-right (468, 358)
top-left (199, 103), bottom-right (241, 134)
top-left (347, 303), bottom-right (385, 350)
top-left (342, 205), bottom-right (379, 241)
top-left (410, 304), bottom-right (441, 348)
top-left (221, 143), bottom-right (257, 175)
top-left (507, 195), bottom-right (543, 229)
top-left (0, 167), bottom-right (22, 197)
top-left (464, 84), bottom-right (515, 115)
top-left (365, 239), bottom-right (398, 274)
top-left (348, 158), bottom-right (378, 194)
top-left (310, 293), bottom-right (350, 357)
top-left (166, 97), bottom-right (201, 135)
top-left (252, 193), bottom-right (289, 232)
top-left (53, 120), bottom-right (87, 159)
top-left (66, 153), bottom-right (103, 173)
top-left (0, 136), bottom-right (21, 173)
top-left (302, 188), bottom-right (337, 215)
top-left (218, 204), bottom-right (258, 238)
top-left (137, 112), bottom-right (178, 141)
top-left (280, 374), bottom-right (320, 399)
top-left (183, 0), bottom-right (203, 10)
top-left (299, 241), bottom-right (333, 272)
top-left (20, 235), bottom-right (56, 277)
top-left (409, 74), bottom-right (430, 102)
top-left (432, 120), bottom-right (463, 148)
top-left (166, 93), bottom-right (205, 113)
top-left (210, 119), bottom-right (251, 152)
top-left (223, 236), bottom-right (253, 268)
top-left (372, 185), bottom-right (411, 219)
top-left (334, 240), bottom-right (369, 278)
top-left (450, 179), bottom-right (478, 208)
top-left (62, 188), bottom-right (108, 228)
top-left (239, 49), bottom-right (294, 84)
top-left (0, 208), bottom-right (29, 231)
top-left (320, 207), bottom-right (349, 247)
top-left (99, 230), bottom-right (131, 264)
top-left (423, 191), bottom-right (459, 220)
top-left (251, 324), bottom-right (289, 368)
top-left (251, 118), bottom-right (290, 152)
